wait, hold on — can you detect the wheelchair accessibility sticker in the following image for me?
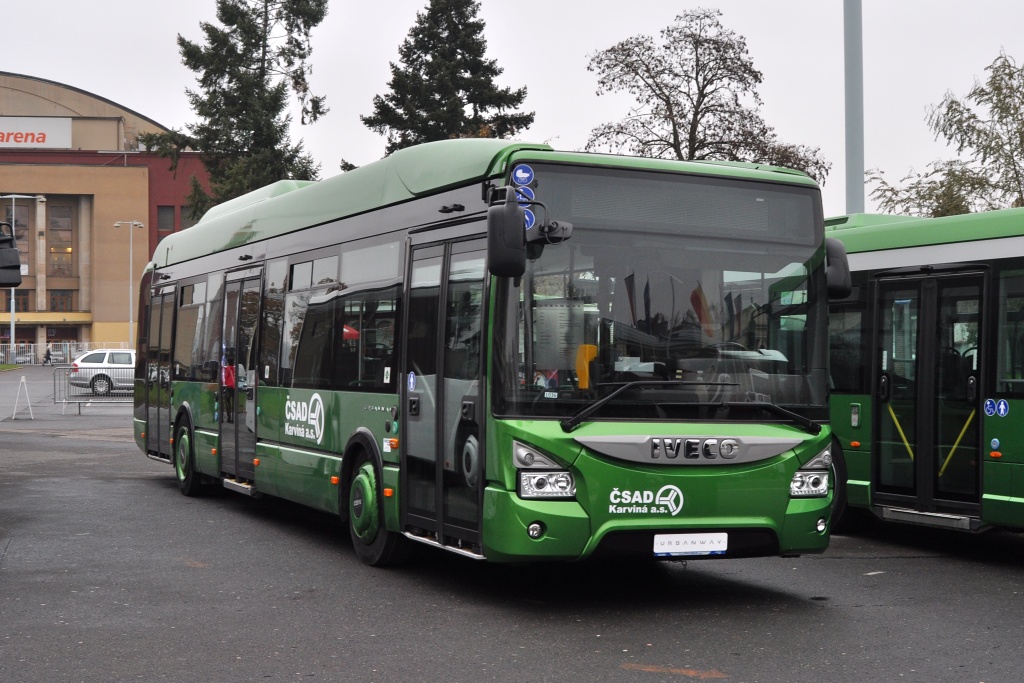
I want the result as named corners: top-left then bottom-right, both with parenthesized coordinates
top-left (985, 398), bottom-right (1010, 417)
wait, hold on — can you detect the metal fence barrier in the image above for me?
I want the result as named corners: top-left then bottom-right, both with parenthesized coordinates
top-left (3, 341), bottom-right (132, 367)
top-left (53, 366), bottom-right (135, 414)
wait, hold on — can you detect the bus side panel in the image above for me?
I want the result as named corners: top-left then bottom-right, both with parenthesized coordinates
top-left (252, 386), bottom-right (398, 514)
top-left (195, 428), bottom-right (219, 476)
top-left (831, 393), bottom-right (873, 509)
top-left (981, 407), bottom-right (1024, 527)
top-left (170, 380), bottom-right (220, 475)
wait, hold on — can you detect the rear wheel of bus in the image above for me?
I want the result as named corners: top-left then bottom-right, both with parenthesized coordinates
top-left (174, 419), bottom-right (202, 497)
top-left (347, 452), bottom-right (411, 567)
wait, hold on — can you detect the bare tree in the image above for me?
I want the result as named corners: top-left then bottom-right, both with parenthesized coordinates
top-left (586, 8), bottom-right (829, 183)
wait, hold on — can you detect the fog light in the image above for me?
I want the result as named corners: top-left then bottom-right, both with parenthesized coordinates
top-left (816, 518), bottom-right (827, 532)
top-left (527, 522), bottom-right (545, 539)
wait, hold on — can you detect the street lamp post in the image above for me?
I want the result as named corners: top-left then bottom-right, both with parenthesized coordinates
top-left (1, 194), bottom-right (36, 359)
top-left (114, 220), bottom-right (145, 347)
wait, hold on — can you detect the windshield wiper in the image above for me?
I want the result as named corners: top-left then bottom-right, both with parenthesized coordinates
top-left (726, 401), bottom-right (821, 435)
top-left (559, 380), bottom-right (727, 433)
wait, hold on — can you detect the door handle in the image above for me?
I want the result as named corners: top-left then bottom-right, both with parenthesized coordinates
top-left (877, 374), bottom-right (890, 402)
top-left (408, 394), bottom-right (420, 417)
top-left (966, 375), bottom-right (977, 403)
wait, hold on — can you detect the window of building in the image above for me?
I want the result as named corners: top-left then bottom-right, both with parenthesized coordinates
top-left (49, 290), bottom-right (74, 312)
top-left (2, 289), bottom-right (32, 313)
top-left (4, 204), bottom-right (30, 267)
top-left (181, 205), bottom-right (199, 230)
top-left (48, 206), bottom-right (74, 277)
top-left (158, 206), bottom-right (175, 233)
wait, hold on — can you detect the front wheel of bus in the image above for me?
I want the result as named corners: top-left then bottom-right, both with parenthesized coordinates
top-left (829, 439), bottom-right (851, 533)
top-left (347, 453), bottom-right (411, 567)
top-left (174, 421), bottom-right (202, 497)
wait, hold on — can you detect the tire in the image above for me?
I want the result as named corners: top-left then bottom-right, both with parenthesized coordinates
top-left (829, 439), bottom-right (853, 533)
top-left (347, 452), bottom-right (411, 567)
top-left (90, 374), bottom-right (112, 396)
top-left (174, 420), bottom-right (203, 497)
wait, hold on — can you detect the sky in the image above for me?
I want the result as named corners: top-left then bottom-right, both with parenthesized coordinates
top-left (3, 0), bottom-right (1024, 218)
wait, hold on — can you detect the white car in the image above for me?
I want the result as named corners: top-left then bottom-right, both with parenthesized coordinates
top-left (69, 349), bottom-right (137, 395)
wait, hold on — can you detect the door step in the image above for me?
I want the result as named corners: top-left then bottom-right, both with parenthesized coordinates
top-left (403, 530), bottom-right (485, 560)
top-left (222, 478), bottom-right (257, 496)
top-left (878, 506), bottom-right (984, 531)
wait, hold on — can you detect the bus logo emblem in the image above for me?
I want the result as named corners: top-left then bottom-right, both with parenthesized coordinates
top-left (284, 392), bottom-right (325, 445)
top-left (656, 485), bottom-right (684, 515)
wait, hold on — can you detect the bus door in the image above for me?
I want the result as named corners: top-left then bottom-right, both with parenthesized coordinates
top-left (220, 272), bottom-right (262, 481)
top-left (146, 288), bottom-right (175, 460)
top-left (403, 240), bottom-right (486, 550)
top-left (874, 272), bottom-right (985, 512)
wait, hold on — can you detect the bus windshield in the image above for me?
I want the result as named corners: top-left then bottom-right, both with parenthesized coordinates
top-left (493, 164), bottom-right (829, 423)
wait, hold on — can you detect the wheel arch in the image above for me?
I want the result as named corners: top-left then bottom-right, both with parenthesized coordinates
top-left (173, 401), bottom-right (197, 438)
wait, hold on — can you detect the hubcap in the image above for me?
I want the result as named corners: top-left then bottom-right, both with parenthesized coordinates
top-left (175, 431), bottom-right (189, 481)
top-left (349, 462), bottom-right (379, 543)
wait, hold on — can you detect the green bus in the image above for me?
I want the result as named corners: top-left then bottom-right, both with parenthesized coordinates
top-left (134, 138), bottom-right (850, 566)
top-left (828, 208), bottom-right (1024, 531)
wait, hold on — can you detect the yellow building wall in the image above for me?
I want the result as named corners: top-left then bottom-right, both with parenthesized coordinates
top-left (0, 164), bottom-right (149, 344)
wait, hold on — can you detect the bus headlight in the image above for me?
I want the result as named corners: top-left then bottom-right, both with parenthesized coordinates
top-left (790, 446), bottom-right (831, 498)
top-left (514, 440), bottom-right (576, 500)
top-left (519, 471), bottom-right (576, 499)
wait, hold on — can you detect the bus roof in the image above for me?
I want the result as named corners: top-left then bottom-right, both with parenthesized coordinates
top-left (151, 138), bottom-right (820, 270)
top-left (826, 208), bottom-right (1024, 254)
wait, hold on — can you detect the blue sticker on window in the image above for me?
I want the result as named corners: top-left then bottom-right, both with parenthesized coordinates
top-left (512, 164), bottom-right (534, 186)
top-left (523, 208), bottom-right (536, 230)
top-left (984, 399), bottom-right (997, 416)
top-left (408, 372), bottom-right (417, 392)
top-left (515, 186), bottom-right (535, 204)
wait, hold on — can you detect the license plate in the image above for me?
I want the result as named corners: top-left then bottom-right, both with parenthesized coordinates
top-left (653, 532), bottom-right (728, 557)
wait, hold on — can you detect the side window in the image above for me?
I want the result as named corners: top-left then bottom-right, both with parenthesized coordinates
top-left (829, 285), bottom-right (869, 394)
top-left (111, 352), bottom-right (134, 365)
top-left (333, 286), bottom-right (400, 391)
top-left (82, 352), bottom-right (105, 363)
top-left (259, 260), bottom-right (287, 387)
top-left (202, 274), bottom-right (225, 383)
top-left (173, 282), bottom-right (206, 380)
top-left (291, 291), bottom-right (335, 389)
top-left (281, 290), bottom-right (312, 386)
top-left (997, 269), bottom-right (1024, 395)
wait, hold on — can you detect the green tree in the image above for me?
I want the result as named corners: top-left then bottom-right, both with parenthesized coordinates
top-left (361, 0), bottom-right (534, 155)
top-left (142, 0), bottom-right (328, 217)
top-left (586, 9), bottom-right (829, 183)
top-left (869, 50), bottom-right (1024, 216)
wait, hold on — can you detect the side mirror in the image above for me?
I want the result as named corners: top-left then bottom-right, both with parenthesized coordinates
top-left (825, 237), bottom-right (851, 299)
top-left (487, 187), bottom-right (526, 278)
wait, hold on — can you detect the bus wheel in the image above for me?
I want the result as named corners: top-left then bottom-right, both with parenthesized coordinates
top-left (347, 453), bottom-right (411, 567)
top-left (829, 440), bottom-right (851, 533)
top-left (174, 421), bottom-right (202, 497)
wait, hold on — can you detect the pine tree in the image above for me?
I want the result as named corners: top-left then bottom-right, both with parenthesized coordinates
top-left (361, 0), bottom-right (534, 155)
top-left (142, 0), bottom-right (328, 216)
